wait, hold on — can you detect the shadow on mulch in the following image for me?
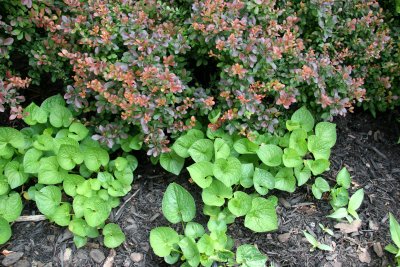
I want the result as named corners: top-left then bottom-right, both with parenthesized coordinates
top-left (1, 111), bottom-right (400, 267)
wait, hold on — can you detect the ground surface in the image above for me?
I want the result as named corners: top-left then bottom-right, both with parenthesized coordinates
top-left (1, 111), bottom-right (400, 267)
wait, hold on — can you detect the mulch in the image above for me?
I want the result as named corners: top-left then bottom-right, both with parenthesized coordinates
top-left (1, 111), bottom-right (400, 267)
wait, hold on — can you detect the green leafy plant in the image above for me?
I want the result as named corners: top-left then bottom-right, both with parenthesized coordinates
top-left (326, 168), bottom-right (364, 223)
top-left (0, 95), bottom-right (137, 248)
top-left (303, 231), bottom-right (333, 252)
top-left (155, 107), bottom-right (352, 263)
top-left (150, 182), bottom-right (267, 267)
top-left (385, 213), bottom-right (400, 266)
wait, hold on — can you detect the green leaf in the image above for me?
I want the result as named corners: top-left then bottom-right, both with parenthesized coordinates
top-left (52, 203), bottom-right (71, 226)
top-left (336, 167), bottom-right (351, 189)
top-left (128, 134), bottom-right (143, 151)
top-left (289, 129), bottom-right (308, 156)
top-left (348, 189), bottom-right (364, 213)
top-left (23, 102), bottom-right (48, 125)
top-left (49, 105), bottom-right (73, 128)
top-left (327, 208), bottom-right (348, 219)
top-left (305, 159), bottom-right (330, 176)
top-left (73, 235), bottom-right (87, 248)
top-left (0, 217), bottom-right (11, 244)
top-left (256, 144), bottom-right (283, 167)
top-left (330, 187), bottom-right (349, 209)
top-left (0, 128), bottom-right (25, 151)
top-left (0, 176), bottom-right (10, 196)
top-left (187, 161), bottom-right (213, 189)
top-left (4, 161), bottom-right (29, 189)
top-left (236, 244), bottom-right (267, 267)
top-left (33, 133), bottom-right (54, 151)
top-left (286, 120), bottom-right (300, 131)
top-left (294, 165), bottom-right (311, 186)
top-left (173, 134), bottom-right (201, 158)
top-left (41, 95), bottom-right (65, 112)
top-left (150, 227), bottom-right (180, 257)
top-left (317, 243), bottom-right (333, 251)
top-left (72, 195), bottom-right (87, 218)
top-left (213, 157), bottom-right (241, 187)
top-left (162, 183), bottom-right (196, 223)
top-left (384, 243), bottom-right (399, 254)
top-left (198, 234), bottom-right (214, 257)
top-left (23, 148), bottom-right (43, 173)
top-left (83, 147), bottom-right (109, 171)
top-left (291, 107), bottom-right (315, 132)
top-left (214, 138), bottom-right (230, 160)
top-left (253, 168), bottom-right (275, 195)
top-left (0, 193), bottom-right (23, 222)
top-left (179, 237), bottom-right (200, 267)
top-left (208, 108), bottom-right (221, 123)
top-left (184, 222), bottom-right (205, 239)
top-left (57, 145), bottom-right (84, 170)
top-left (160, 151), bottom-right (185, 175)
top-left (312, 177), bottom-right (330, 200)
top-left (228, 191), bottom-right (252, 217)
top-left (35, 186), bottom-right (61, 217)
top-left (202, 180), bottom-right (232, 207)
top-left (0, 144), bottom-right (14, 159)
top-left (103, 223), bottom-right (125, 248)
top-left (76, 180), bottom-right (93, 197)
top-left (38, 156), bottom-right (65, 184)
top-left (68, 218), bottom-right (98, 238)
top-left (188, 139), bottom-right (214, 162)
top-left (389, 213), bottom-right (400, 249)
top-left (240, 163), bottom-right (254, 188)
top-left (234, 139), bottom-right (258, 154)
top-left (315, 177), bottom-right (330, 192)
top-left (315, 122), bottom-right (337, 148)
top-left (307, 135), bottom-right (331, 160)
top-left (114, 167), bottom-right (133, 185)
top-left (68, 122), bottom-right (89, 141)
top-left (303, 231), bottom-right (318, 246)
top-left (84, 196), bottom-right (110, 227)
top-left (274, 167), bottom-right (296, 193)
top-left (244, 196), bottom-right (278, 232)
top-left (282, 148), bottom-right (303, 168)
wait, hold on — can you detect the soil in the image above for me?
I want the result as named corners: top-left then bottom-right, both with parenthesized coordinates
top-left (1, 111), bottom-right (400, 267)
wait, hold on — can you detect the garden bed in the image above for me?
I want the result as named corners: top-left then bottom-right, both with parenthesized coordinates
top-left (1, 111), bottom-right (399, 267)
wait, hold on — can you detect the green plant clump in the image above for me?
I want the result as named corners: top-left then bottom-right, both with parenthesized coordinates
top-left (154, 107), bottom-right (364, 265)
top-left (0, 95), bottom-right (137, 248)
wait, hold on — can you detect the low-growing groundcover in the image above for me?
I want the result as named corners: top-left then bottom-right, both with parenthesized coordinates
top-left (1, 111), bottom-right (399, 266)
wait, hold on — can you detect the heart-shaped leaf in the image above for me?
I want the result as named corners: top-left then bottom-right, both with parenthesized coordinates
top-left (305, 159), bottom-right (330, 176)
top-left (184, 222), bottom-right (205, 239)
top-left (0, 217), bottom-right (11, 244)
top-left (160, 151), bottom-right (185, 175)
top-left (274, 167), bottom-right (296, 193)
top-left (23, 102), bottom-right (48, 125)
top-left (236, 244), bottom-right (267, 267)
top-left (35, 186), bottom-right (61, 217)
top-left (214, 138), bottom-right (230, 160)
top-left (257, 144), bottom-right (283, 167)
top-left (290, 107), bottom-right (315, 132)
top-left (179, 237), bottom-right (200, 267)
top-left (307, 135), bottom-right (331, 160)
top-left (0, 127), bottom-right (25, 150)
top-left (38, 156), bottom-right (65, 184)
top-left (173, 134), bottom-right (201, 158)
top-left (244, 196), bottom-right (278, 232)
top-left (49, 105), bottom-right (73, 128)
top-left (188, 139), bottom-right (214, 162)
top-left (83, 147), bottom-right (109, 171)
top-left (4, 161), bottom-right (29, 189)
top-left (150, 227), bottom-right (180, 257)
top-left (63, 174), bottom-right (85, 197)
top-left (289, 129), bottom-right (308, 156)
top-left (233, 139), bottom-right (258, 154)
top-left (187, 161), bottom-right (213, 189)
top-left (162, 183), bottom-right (196, 223)
top-left (213, 157), bottom-right (241, 187)
top-left (57, 144), bottom-right (84, 170)
top-left (282, 148), bottom-right (303, 168)
top-left (52, 203), bottom-right (71, 226)
top-left (253, 168), bottom-right (275, 195)
top-left (41, 94), bottom-right (65, 112)
top-left (0, 192), bottom-right (23, 222)
top-left (228, 191), bottom-right (252, 217)
top-left (240, 163), bottom-right (255, 188)
top-left (294, 165), bottom-right (311, 186)
top-left (315, 122), bottom-right (337, 148)
top-left (202, 180), bottom-right (232, 207)
top-left (336, 167), bottom-right (351, 189)
top-left (103, 223), bottom-right (125, 248)
top-left (23, 148), bottom-right (43, 174)
top-left (68, 122), bottom-right (89, 141)
top-left (84, 196), bottom-right (110, 227)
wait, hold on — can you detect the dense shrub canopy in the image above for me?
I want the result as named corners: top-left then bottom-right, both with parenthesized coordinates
top-left (0, 0), bottom-right (399, 155)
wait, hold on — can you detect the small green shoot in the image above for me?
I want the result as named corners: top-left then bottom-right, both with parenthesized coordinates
top-left (303, 231), bottom-right (333, 252)
top-left (385, 213), bottom-right (400, 266)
